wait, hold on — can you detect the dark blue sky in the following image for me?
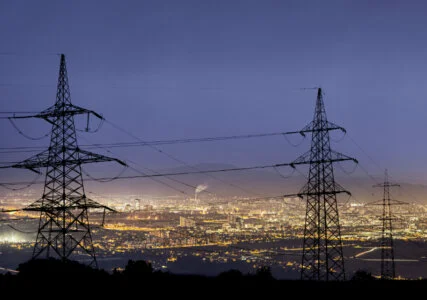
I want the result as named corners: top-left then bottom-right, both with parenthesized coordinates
top-left (1, 0), bottom-right (427, 187)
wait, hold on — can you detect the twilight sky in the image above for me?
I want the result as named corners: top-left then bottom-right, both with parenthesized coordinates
top-left (1, 0), bottom-right (427, 192)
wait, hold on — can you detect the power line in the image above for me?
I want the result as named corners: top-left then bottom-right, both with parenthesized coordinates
top-left (1, 117), bottom-right (299, 196)
top-left (0, 162), bottom-right (291, 186)
top-left (77, 134), bottom-right (198, 196)
top-left (8, 118), bottom-right (50, 140)
top-left (7, 224), bottom-right (38, 234)
top-left (345, 134), bottom-right (420, 203)
top-left (103, 119), bottom-right (275, 198)
top-left (75, 162), bottom-right (290, 181)
top-left (0, 52), bottom-right (60, 56)
top-left (0, 130), bottom-right (305, 153)
top-left (0, 111), bottom-right (42, 114)
top-left (347, 133), bottom-right (383, 172)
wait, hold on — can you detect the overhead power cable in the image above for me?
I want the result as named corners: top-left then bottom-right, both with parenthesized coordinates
top-left (0, 129), bottom-right (306, 153)
top-left (103, 119), bottom-right (276, 197)
top-left (0, 162), bottom-right (291, 186)
top-left (77, 134), bottom-right (198, 196)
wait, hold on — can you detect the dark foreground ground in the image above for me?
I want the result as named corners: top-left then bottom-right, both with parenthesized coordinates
top-left (2, 258), bottom-right (427, 295)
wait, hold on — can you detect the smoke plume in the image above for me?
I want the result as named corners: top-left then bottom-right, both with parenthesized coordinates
top-left (195, 184), bottom-right (208, 194)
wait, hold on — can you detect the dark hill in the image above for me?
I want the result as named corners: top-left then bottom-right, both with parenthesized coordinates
top-left (1, 258), bottom-right (427, 295)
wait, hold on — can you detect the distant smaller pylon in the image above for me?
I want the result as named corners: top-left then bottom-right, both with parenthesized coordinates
top-left (371, 169), bottom-right (406, 279)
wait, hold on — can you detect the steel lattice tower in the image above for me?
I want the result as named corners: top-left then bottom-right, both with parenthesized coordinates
top-left (374, 170), bottom-right (399, 280)
top-left (290, 88), bottom-right (357, 281)
top-left (7, 54), bottom-right (125, 267)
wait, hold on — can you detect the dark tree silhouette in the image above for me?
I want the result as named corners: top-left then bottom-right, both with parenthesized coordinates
top-left (122, 259), bottom-right (154, 277)
top-left (351, 269), bottom-right (375, 281)
top-left (254, 266), bottom-right (274, 280)
top-left (217, 269), bottom-right (244, 280)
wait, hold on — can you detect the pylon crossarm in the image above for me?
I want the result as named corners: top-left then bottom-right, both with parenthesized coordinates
top-left (3, 148), bottom-right (126, 171)
top-left (84, 198), bottom-right (116, 212)
top-left (78, 149), bottom-right (127, 166)
top-left (333, 181), bottom-right (351, 195)
top-left (3, 150), bottom-right (50, 174)
top-left (297, 190), bottom-right (351, 197)
top-left (373, 183), bottom-right (400, 188)
top-left (330, 150), bottom-right (358, 164)
top-left (287, 120), bottom-right (346, 137)
top-left (9, 105), bottom-right (102, 125)
top-left (366, 199), bottom-right (408, 206)
top-left (23, 197), bottom-right (115, 213)
top-left (293, 180), bottom-right (350, 198)
top-left (71, 104), bottom-right (103, 119)
top-left (364, 200), bottom-right (383, 206)
top-left (39, 104), bottom-right (102, 124)
top-left (283, 193), bottom-right (305, 199)
top-left (389, 199), bottom-right (409, 205)
top-left (290, 150), bottom-right (357, 168)
top-left (23, 204), bottom-right (59, 212)
top-left (0, 165), bottom-right (41, 174)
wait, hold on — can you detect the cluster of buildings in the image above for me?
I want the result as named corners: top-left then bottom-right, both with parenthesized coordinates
top-left (2, 191), bottom-right (427, 276)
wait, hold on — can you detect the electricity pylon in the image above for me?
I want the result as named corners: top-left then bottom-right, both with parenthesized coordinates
top-left (371, 169), bottom-right (404, 279)
top-left (6, 54), bottom-right (126, 267)
top-left (289, 88), bottom-right (357, 281)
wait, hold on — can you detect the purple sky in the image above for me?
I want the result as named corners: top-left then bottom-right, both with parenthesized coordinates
top-left (1, 0), bottom-right (427, 189)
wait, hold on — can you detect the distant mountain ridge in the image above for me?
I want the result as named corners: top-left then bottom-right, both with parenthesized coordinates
top-left (2, 163), bottom-right (427, 204)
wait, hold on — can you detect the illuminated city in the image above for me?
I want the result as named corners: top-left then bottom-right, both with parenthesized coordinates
top-left (2, 184), bottom-right (427, 279)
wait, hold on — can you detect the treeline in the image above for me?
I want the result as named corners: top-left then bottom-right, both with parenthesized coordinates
top-left (0, 258), bottom-right (425, 294)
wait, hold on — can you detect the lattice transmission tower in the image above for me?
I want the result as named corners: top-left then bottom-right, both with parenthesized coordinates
top-left (6, 54), bottom-right (125, 267)
top-left (372, 169), bottom-right (403, 280)
top-left (289, 88), bottom-right (357, 281)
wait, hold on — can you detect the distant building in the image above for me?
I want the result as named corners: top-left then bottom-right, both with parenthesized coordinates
top-left (135, 199), bottom-right (141, 211)
top-left (179, 216), bottom-right (196, 227)
top-left (227, 215), bottom-right (244, 229)
top-left (143, 204), bottom-right (153, 211)
top-left (235, 217), bottom-right (244, 229)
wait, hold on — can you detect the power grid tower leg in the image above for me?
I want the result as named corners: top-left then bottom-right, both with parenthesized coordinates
top-left (6, 54), bottom-right (125, 267)
top-left (290, 88), bottom-right (357, 281)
